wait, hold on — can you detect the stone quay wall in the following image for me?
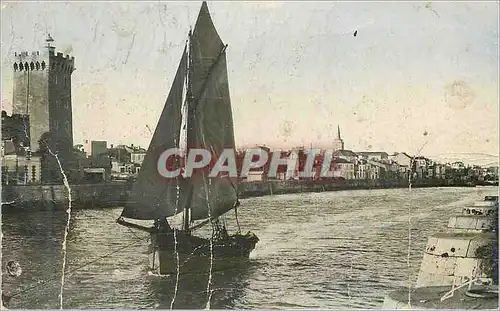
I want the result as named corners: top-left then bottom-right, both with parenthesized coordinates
top-left (1, 178), bottom-right (475, 212)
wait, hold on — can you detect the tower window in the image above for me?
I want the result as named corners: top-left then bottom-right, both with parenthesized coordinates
top-left (41, 61), bottom-right (46, 70)
top-left (19, 63), bottom-right (23, 71)
top-left (30, 62), bottom-right (34, 71)
top-left (14, 63), bottom-right (18, 71)
top-left (24, 62), bottom-right (29, 70)
top-left (36, 62), bottom-right (40, 70)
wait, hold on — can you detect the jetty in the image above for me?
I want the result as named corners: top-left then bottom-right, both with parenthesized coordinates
top-left (383, 195), bottom-right (498, 309)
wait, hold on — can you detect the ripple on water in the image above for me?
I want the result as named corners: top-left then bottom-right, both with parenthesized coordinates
top-left (1, 187), bottom-right (497, 308)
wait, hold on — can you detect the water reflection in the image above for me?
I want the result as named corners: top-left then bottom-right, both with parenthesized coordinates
top-left (148, 263), bottom-right (257, 309)
top-left (2, 187), bottom-right (498, 308)
top-left (1, 210), bottom-right (69, 308)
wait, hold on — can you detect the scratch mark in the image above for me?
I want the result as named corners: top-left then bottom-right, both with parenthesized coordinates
top-left (123, 32), bottom-right (136, 65)
top-left (347, 257), bottom-right (353, 307)
top-left (45, 147), bottom-right (72, 309)
top-left (406, 140), bottom-right (429, 307)
top-left (169, 176), bottom-right (181, 309)
top-left (92, 20), bottom-right (99, 42)
top-left (425, 2), bottom-right (440, 18)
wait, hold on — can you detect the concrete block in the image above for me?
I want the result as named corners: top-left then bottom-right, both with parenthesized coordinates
top-left (475, 217), bottom-right (493, 230)
top-left (426, 234), bottom-right (470, 257)
top-left (454, 257), bottom-right (480, 277)
top-left (419, 253), bottom-right (457, 275)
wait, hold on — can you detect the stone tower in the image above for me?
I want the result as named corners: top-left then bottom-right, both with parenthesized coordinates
top-left (12, 35), bottom-right (75, 183)
top-left (332, 125), bottom-right (344, 151)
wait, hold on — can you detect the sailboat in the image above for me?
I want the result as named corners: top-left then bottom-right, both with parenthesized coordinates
top-left (116, 1), bottom-right (259, 275)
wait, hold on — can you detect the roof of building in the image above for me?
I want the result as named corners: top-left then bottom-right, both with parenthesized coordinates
top-left (334, 158), bottom-right (353, 164)
top-left (357, 151), bottom-right (389, 157)
top-left (392, 152), bottom-right (412, 158)
top-left (131, 148), bottom-right (147, 153)
top-left (112, 145), bottom-right (135, 154)
top-left (333, 149), bottom-right (357, 157)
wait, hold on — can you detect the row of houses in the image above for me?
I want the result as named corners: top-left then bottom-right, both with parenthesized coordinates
top-left (2, 137), bottom-right (497, 185)
top-left (239, 148), bottom-right (408, 182)
top-left (237, 147), bottom-right (497, 183)
top-left (0, 138), bottom-right (148, 184)
top-left (73, 141), bottom-right (147, 182)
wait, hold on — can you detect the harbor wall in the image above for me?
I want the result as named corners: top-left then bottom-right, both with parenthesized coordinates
top-left (238, 178), bottom-right (472, 198)
top-left (1, 182), bottom-right (132, 211)
top-left (1, 179), bottom-right (479, 211)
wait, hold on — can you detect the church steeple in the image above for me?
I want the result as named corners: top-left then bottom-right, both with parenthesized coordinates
top-left (333, 124), bottom-right (344, 151)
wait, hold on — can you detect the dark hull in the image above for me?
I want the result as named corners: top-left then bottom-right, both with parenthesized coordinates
top-left (149, 231), bottom-right (259, 275)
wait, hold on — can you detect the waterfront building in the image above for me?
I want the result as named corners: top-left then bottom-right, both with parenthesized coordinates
top-left (1, 111), bottom-right (30, 152)
top-left (397, 164), bottom-right (410, 180)
top-left (285, 149), bottom-right (300, 180)
top-left (485, 166), bottom-right (499, 180)
top-left (357, 151), bottom-right (389, 162)
top-left (366, 159), bottom-right (386, 179)
top-left (131, 147), bottom-right (147, 165)
top-left (246, 170), bottom-right (265, 182)
top-left (451, 161), bottom-right (466, 170)
top-left (1, 153), bottom-right (42, 185)
top-left (355, 159), bottom-right (368, 180)
top-left (91, 141), bottom-right (107, 159)
top-left (332, 149), bottom-right (358, 163)
top-left (333, 158), bottom-right (355, 180)
top-left (270, 150), bottom-right (292, 180)
top-left (413, 156), bottom-right (432, 180)
top-left (389, 152), bottom-right (412, 167)
top-left (10, 35), bottom-right (75, 183)
top-left (1, 140), bottom-right (15, 158)
top-left (108, 144), bottom-right (134, 163)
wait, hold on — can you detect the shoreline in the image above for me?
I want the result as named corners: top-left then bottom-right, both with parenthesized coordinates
top-left (1, 179), bottom-right (496, 212)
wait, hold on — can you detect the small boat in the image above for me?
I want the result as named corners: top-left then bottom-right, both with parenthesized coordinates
top-left (117, 1), bottom-right (259, 275)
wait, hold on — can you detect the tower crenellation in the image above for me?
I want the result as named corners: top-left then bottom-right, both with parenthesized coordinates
top-left (13, 51), bottom-right (46, 72)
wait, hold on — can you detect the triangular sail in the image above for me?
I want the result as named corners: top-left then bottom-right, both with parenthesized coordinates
top-left (121, 46), bottom-right (188, 220)
top-left (184, 2), bottom-right (239, 221)
top-left (189, 1), bottom-right (225, 99)
top-left (189, 52), bottom-right (239, 221)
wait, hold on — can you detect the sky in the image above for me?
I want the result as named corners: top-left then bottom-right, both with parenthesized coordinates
top-left (1, 1), bottom-right (499, 165)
